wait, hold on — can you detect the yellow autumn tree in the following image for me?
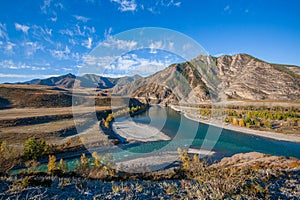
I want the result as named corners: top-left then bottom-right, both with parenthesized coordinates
top-left (58, 158), bottom-right (68, 173)
top-left (47, 155), bottom-right (56, 173)
top-left (92, 152), bottom-right (101, 167)
top-left (178, 148), bottom-right (189, 170)
top-left (232, 118), bottom-right (239, 126)
top-left (238, 119), bottom-right (245, 127)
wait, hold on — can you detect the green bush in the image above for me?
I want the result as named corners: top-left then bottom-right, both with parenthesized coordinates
top-left (23, 138), bottom-right (47, 161)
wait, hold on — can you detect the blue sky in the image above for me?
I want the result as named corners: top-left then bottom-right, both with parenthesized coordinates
top-left (0, 0), bottom-right (300, 82)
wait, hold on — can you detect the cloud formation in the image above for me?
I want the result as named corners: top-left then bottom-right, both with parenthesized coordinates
top-left (0, 60), bottom-right (46, 71)
top-left (0, 23), bottom-right (8, 40)
top-left (50, 46), bottom-right (71, 60)
top-left (73, 15), bottom-right (90, 22)
top-left (111, 0), bottom-right (137, 12)
top-left (82, 37), bottom-right (93, 49)
top-left (102, 35), bottom-right (137, 50)
top-left (15, 23), bottom-right (30, 34)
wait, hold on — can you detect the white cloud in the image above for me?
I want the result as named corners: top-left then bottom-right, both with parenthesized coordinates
top-left (173, 2), bottom-right (181, 7)
top-left (139, 0), bottom-right (182, 14)
top-left (0, 23), bottom-right (8, 40)
top-left (31, 25), bottom-right (53, 44)
top-left (82, 55), bottom-right (114, 66)
top-left (82, 37), bottom-right (93, 49)
top-left (111, 0), bottom-right (137, 12)
top-left (31, 66), bottom-right (46, 70)
top-left (0, 60), bottom-right (14, 68)
top-left (32, 25), bottom-right (52, 36)
top-left (5, 42), bottom-right (16, 53)
top-left (149, 41), bottom-right (163, 54)
top-left (71, 52), bottom-right (81, 62)
top-left (167, 0), bottom-right (181, 7)
top-left (50, 46), bottom-right (71, 60)
top-left (62, 67), bottom-right (73, 71)
top-left (0, 60), bottom-right (46, 71)
top-left (73, 15), bottom-right (90, 22)
top-left (60, 25), bottom-right (95, 38)
top-left (40, 0), bottom-right (63, 22)
top-left (102, 35), bottom-right (137, 50)
top-left (41, 0), bottom-right (52, 14)
top-left (105, 53), bottom-right (175, 77)
top-left (0, 73), bottom-right (58, 79)
top-left (15, 23), bottom-right (30, 34)
top-left (59, 29), bottom-right (74, 36)
top-left (50, 16), bottom-right (58, 22)
top-left (23, 41), bottom-right (44, 56)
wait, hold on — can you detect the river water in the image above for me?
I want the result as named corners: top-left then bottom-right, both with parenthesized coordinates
top-left (118, 106), bottom-right (300, 160)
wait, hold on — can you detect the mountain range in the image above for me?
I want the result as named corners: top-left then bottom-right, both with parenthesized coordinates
top-left (17, 54), bottom-right (300, 103)
top-left (19, 73), bottom-right (142, 89)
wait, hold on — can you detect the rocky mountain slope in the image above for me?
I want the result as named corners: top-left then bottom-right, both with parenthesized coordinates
top-left (115, 54), bottom-right (300, 103)
top-left (216, 54), bottom-right (300, 100)
top-left (112, 60), bottom-right (215, 104)
top-left (20, 73), bottom-right (142, 89)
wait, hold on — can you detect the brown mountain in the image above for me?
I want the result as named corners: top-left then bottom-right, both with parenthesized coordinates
top-left (20, 73), bottom-right (142, 89)
top-left (113, 54), bottom-right (300, 104)
top-left (216, 54), bottom-right (300, 100)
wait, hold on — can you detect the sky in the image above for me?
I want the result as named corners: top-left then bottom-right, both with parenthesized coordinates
top-left (0, 0), bottom-right (300, 82)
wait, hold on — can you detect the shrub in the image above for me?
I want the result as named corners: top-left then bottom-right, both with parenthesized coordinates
top-left (0, 140), bottom-right (19, 173)
top-left (23, 138), bottom-right (46, 161)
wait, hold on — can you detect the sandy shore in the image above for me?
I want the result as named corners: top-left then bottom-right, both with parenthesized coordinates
top-left (170, 105), bottom-right (300, 143)
top-left (112, 119), bottom-right (171, 142)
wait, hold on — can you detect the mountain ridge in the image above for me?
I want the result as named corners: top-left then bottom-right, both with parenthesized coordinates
top-left (17, 73), bottom-right (143, 89)
top-left (14, 53), bottom-right (300, 102)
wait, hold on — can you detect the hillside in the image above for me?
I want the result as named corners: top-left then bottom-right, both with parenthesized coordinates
top-left (112, 61), bottom-right (215, 104)
top-left (115, 54), bottom-right (300, 103)
top-left (19, 73), bottom-right (142, 89)
top-left (216, 54), bottom-right (300, 100)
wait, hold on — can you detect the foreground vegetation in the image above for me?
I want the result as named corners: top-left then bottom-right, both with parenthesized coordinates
top-left (0, 146), bottom-right (300, 199)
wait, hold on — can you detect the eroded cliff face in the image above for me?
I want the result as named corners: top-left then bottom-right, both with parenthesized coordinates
top-left (119, 54), bottom-right (300, 104)
top-left (216, 54), bottom-right (300, 100)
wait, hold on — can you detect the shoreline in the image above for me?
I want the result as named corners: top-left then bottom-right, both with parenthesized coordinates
top-left (112, 117), bottom-right (171, 142)
top-left (170, 105), bottom-right (300, 143)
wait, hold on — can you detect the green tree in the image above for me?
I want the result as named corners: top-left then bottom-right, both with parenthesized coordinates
top-left (23, 138), bottom-right (46, 160)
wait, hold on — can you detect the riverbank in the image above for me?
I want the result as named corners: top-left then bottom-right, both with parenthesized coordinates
top-left (170, 105), bottom-right (300, 143)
